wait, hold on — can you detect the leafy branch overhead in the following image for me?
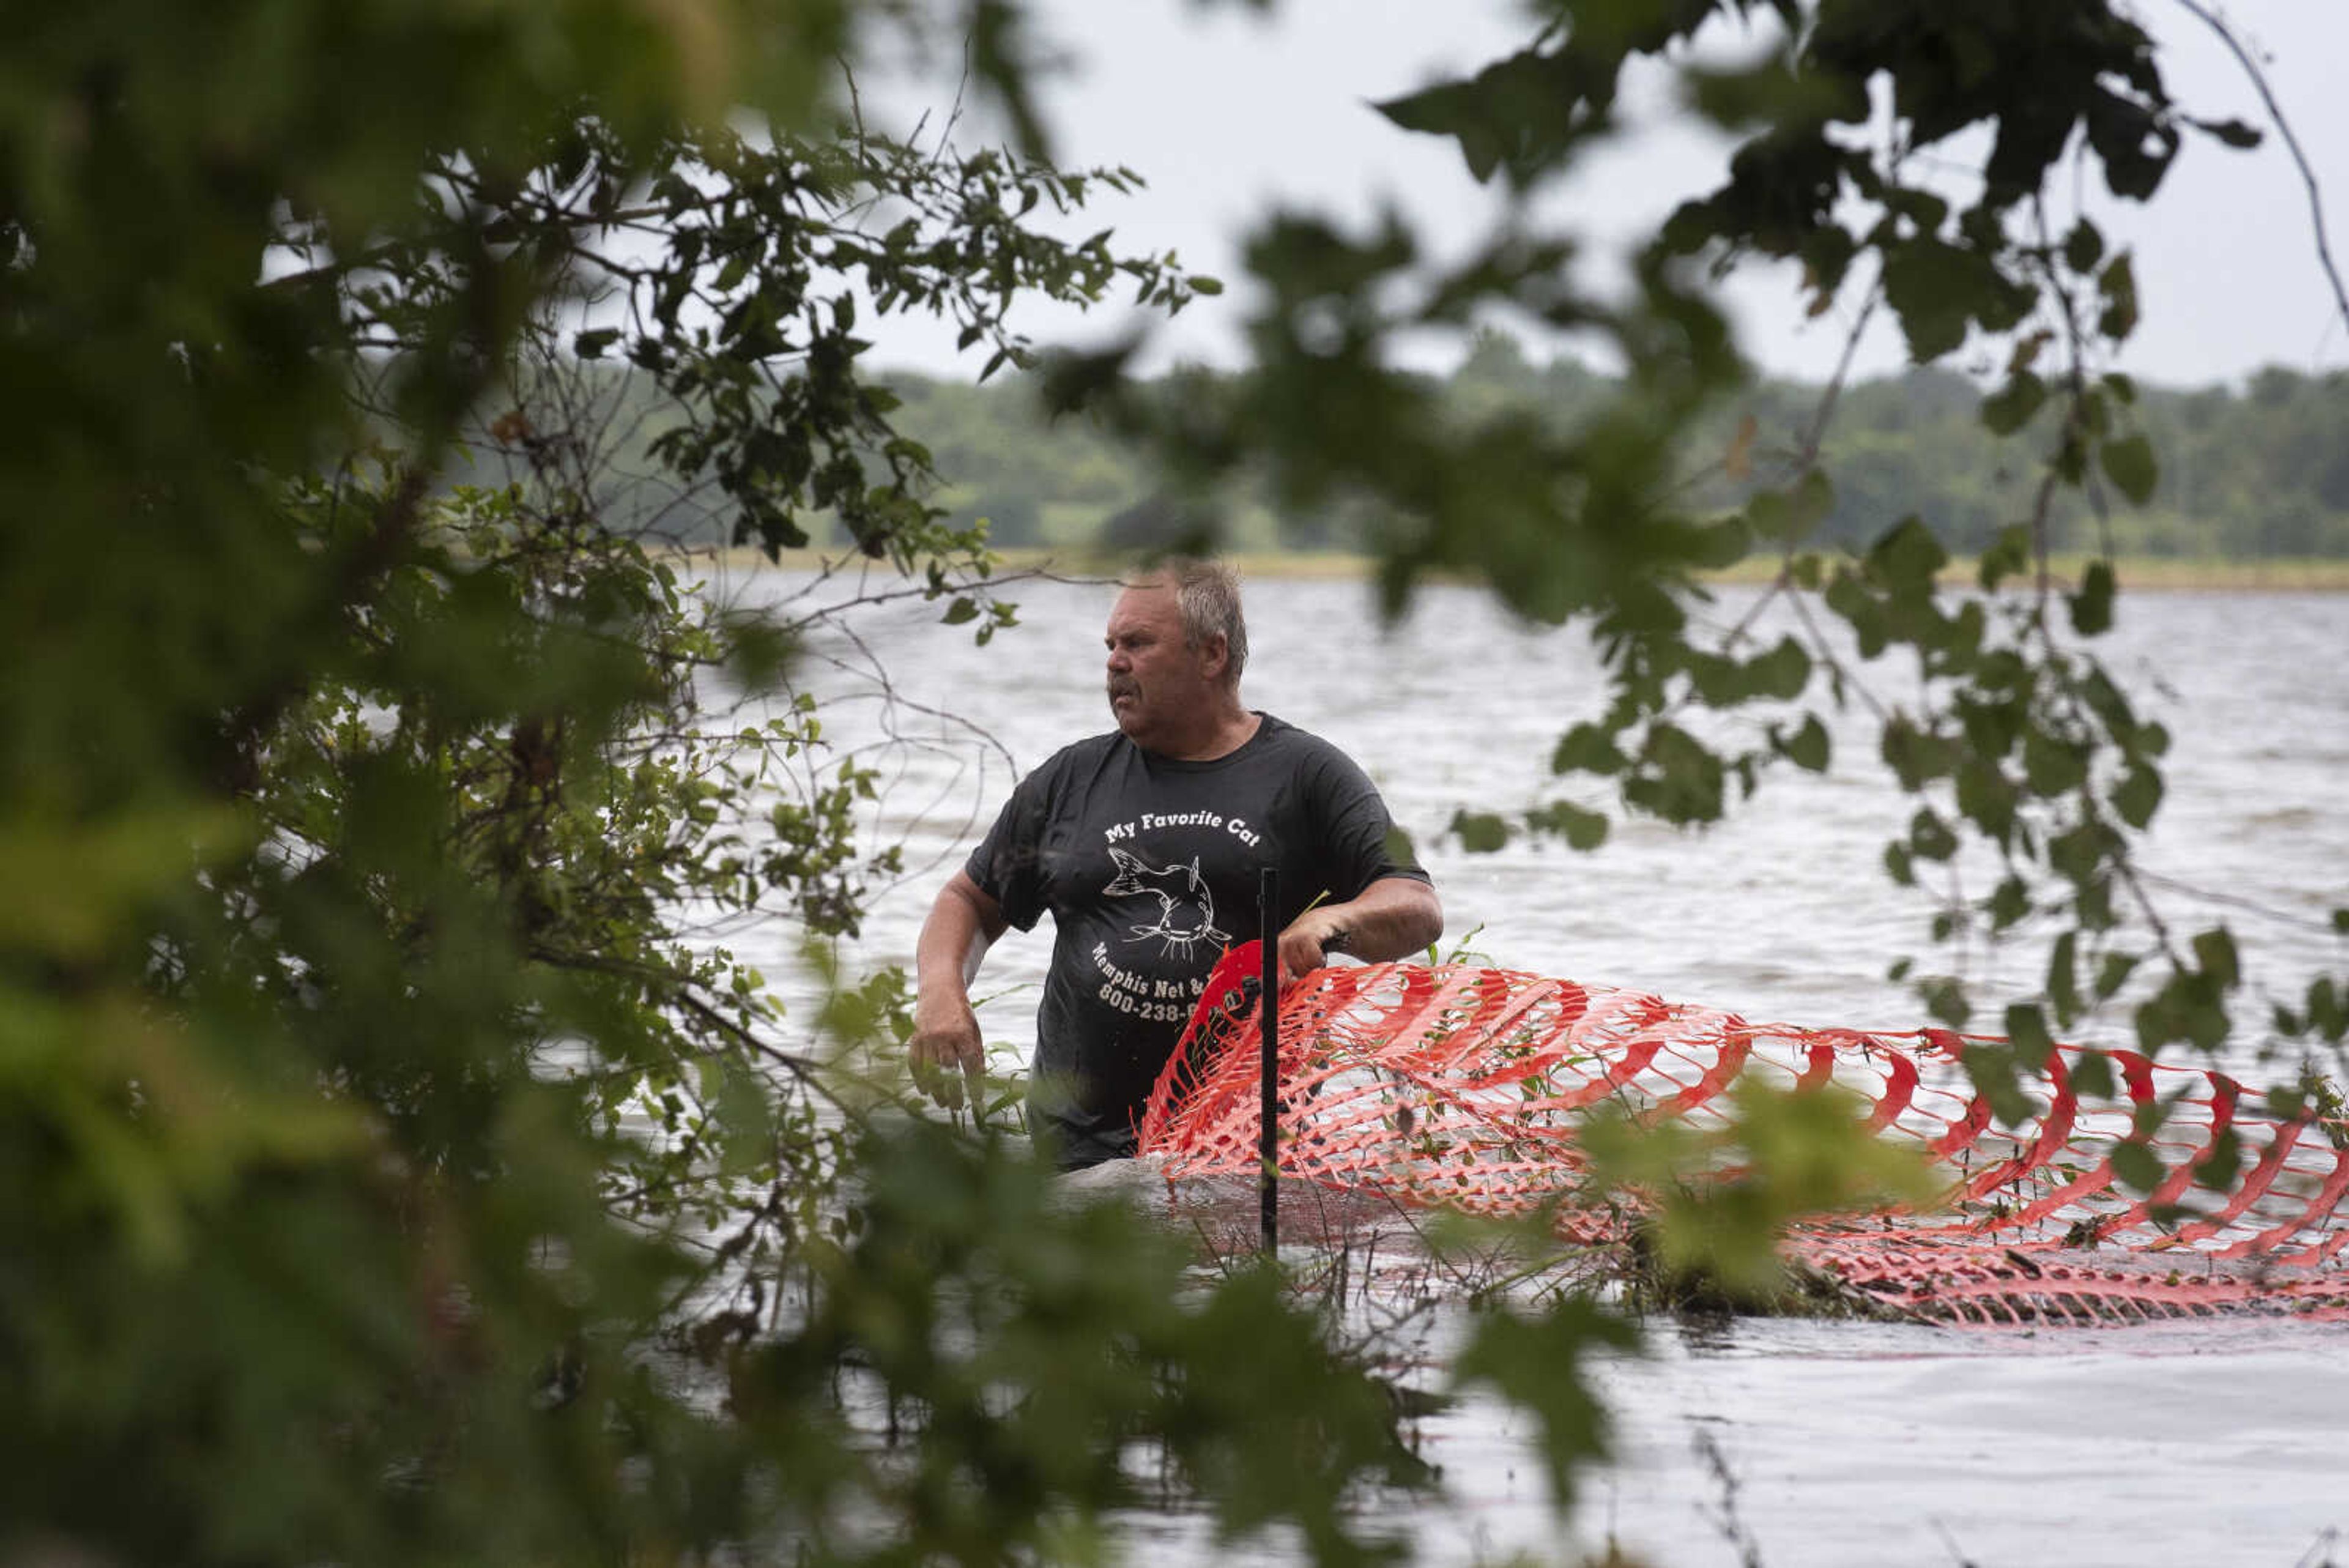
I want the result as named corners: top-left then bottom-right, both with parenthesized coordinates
top-left (1066, 0), bottom-right (2343, 1115)
top-left (2, 7), bottom-right (1396, 1564)
top-left (311, 117), bottom-right (1209, 566)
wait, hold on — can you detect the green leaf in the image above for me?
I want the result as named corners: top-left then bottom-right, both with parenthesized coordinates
top-left (2048, 932), bottom-right (2082, 1025)
top-left (2004, 1003), bottom-right (2055, 1071)
top-left (940, 595), bottom-right (981, 625)
top-left (1690, 515), bottom-right (1753, 571)
top-left (1977, 523), bottom-right (2032, 592)
top-left (1449, 809), bottom-right (1513, 853)
top-left (1791, 468), bottom-right (1835, 535)
top-left (1551, 722), bottom-right (1627, 776)
top-left (2099, 434), bottom-right (2158, 505)
top-left (2068, 560), bottom-right (2116, 637)
top-left (1746, 488), bottom-right (1793, 541)
top-left (1880, 238), bottom-right (1998, 362)
top-left (0, 805), bottom-right (250, 960)
top-left (1955, 759), bottom-right (2017, 845)
top-left (2110, 763), bottom-right (2162, 830)
top-left (1980, 371), bottom-right (2046, 436)
top-left (1920, 976), bottom-right (1971, 1029)
top-left (1987, 875), bottom-right (2030, 932)
top-left (1371, 48), bottom-right (1594, 188)
top-left (1824, 567), bottom-right (1888, 660)
top-left (2063, 220), bottom-right (2106, 275)
top-left (2193, 1128), bottom-right (2244, 1192)
top-left (1525, 800), bottom-right (1609, 850)
top-left (2071, 1049), bottom-right (2117, 1101)
top-left (1956, 684), bottom-right (2022, 761)
top-left (1745, 636), bottom-right (1812, 701)
top-left (2098, 253), bottom-right (2140, 341)
top-left (2134, 970), bottom-right (2230, 1053)
top-left (2049, 821), bottom-right (2104, 887)
top-left (1683, 58), bottom-right (1852, 130)
top-left (1958, 1039), bottom-right (2033, 1124)
top-left (2109, 1140), bottom-right (2162, 1195)
top-left (1780, 715), bottom-right (1830, 773)
top-left (1866, 515), bottom-right (1949, 594)
top-left (2309, 976), bottom-right (2348, 1039)
top-left (2094, 951), bottom-right (2140, 1001)
top-left (2191, 927), bottom-right (2240, 989)
top-left (1746, 470), bottom-right (1835, 548)
top-left (1908, 808), bottom-right (1957, 862)
top-left (2192, 117), bottom-right (2263, 150)
top-left (1626, 724), bottom-right (1727, 825)
top-left (2022, 726), bottom-right (2086, 795)
top-left (1880, 716), bottom-right (1953, 789)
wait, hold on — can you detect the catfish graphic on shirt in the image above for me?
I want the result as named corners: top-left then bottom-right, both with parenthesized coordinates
top-left (1101, 845), bottom-right (1234, 958)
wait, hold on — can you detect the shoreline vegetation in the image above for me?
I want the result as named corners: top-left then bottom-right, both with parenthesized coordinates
top-left (531, 349), bottom-right (2349, 570)
top-left (672, 544), bottom-right (2349, 593)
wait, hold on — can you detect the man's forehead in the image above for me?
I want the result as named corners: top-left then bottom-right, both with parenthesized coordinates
top-left (1107, 582), bottom-right (1179, 629)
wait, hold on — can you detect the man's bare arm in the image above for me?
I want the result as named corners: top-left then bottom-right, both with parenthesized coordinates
top-left (909, 870), bottom-right (1009, 1107)
top-left (1275, 875), bottom-right (1444, 987)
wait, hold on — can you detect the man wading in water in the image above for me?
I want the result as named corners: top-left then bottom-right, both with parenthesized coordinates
top-left (908, 558), bottom-right (1442, 1168)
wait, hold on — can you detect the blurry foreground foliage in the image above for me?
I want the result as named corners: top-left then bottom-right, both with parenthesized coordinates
top-left (6, 1), bottom-right (2349, 1565)
top-left (0, 3), bottom-right (1483, 1563)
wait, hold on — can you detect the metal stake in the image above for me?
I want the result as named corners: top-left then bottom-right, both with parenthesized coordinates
top-left (1259, 866), bottom-right (1278, 1255)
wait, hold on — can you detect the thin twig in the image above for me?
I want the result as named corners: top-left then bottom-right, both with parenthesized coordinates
top-left (2172, 0), bottom-right (2349, 346)
top-left (2131, 866), bottom-right (2339, 935)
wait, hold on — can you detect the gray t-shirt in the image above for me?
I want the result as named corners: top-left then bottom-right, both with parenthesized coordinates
top-left (967, 713), bottom-right (1428, 1166)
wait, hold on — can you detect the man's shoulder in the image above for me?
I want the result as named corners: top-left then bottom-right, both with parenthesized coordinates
top-left (1022, 730), bottom-right (1130, 789)
top-left (1026, 719), bottom-right (1364, 781)
top-left (1249, 713), bottom-right (1360, 768)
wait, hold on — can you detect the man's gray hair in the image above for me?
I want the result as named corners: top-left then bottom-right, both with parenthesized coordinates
top-left (1139, 557), bottom-right (1248, 686)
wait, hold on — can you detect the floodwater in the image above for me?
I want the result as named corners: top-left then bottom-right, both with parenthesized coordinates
top-left (708, 566), bottom-right (2349, 1567)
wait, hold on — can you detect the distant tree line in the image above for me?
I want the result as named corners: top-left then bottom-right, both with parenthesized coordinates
top-left (511, 335), bottom-right (2349, 560)
top-left (919, 335), bottom-right (2349, 559)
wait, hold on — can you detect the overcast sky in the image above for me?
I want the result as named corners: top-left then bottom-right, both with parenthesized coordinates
top-left (864, 0), bottom-right (2349, 389)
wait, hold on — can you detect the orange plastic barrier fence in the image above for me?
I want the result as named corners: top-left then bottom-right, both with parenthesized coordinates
top-left (1137, 947), bottom-right (2349, 1325)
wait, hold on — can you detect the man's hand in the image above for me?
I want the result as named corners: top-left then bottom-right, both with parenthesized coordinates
top-left (910, 870), bottom-right (1006, 1110)
top-left (1274, 908), bottom-right (1349, 989)
top-left (1275, 877), bottom-right (1443, 989)
top-left (909, 990), bottom-right (985, 1109)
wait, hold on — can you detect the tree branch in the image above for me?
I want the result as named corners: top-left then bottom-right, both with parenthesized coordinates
top-left (2173, 0), bottom-right (2349, 346)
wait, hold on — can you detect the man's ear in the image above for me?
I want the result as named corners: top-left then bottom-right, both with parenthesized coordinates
top-left (1198, 631), bottom-right (1229, 682)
